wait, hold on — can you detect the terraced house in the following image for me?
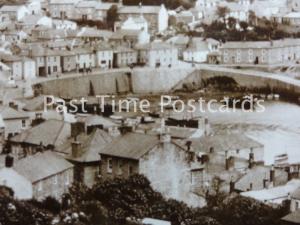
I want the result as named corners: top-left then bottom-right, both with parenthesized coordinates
top-left (220, 39), bottom-right (300, 65)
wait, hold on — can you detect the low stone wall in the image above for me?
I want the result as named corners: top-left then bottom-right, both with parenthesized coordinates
top-left (173, 67), bottom-right (300, 96)
top-left (36, 66), bottom-right (300, 98)
top-left (36, 72), bottom-right (131, 98)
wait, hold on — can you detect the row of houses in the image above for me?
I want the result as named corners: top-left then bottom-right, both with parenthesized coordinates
top-left (1, 38), bottom-right (181, 80)
top-left (1, 99), bottom-right (300, 213)
top-left (219, 38), bottom-right (300, 65)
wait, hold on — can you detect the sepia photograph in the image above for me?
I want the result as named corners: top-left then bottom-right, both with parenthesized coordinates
top-left (0, 0), bottom-right (300, 224)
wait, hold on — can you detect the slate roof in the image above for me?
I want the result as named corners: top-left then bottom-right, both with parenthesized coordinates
top-left (292, 187), bottom-right (300, 200)
top-left (77, 114), bottom-right (117, 128)
top-left (166, 35), bottom-right (190, 46)
top-left (0, 5), bottom-right (24, 12)
top-left (235, 165), bottom-right (288, 192)
top-left (61, 129), bottom-right (114, 162)
top-left (76, 1), bottom-right (100, 8)
top-left (110, 29), bottom-right (141, 39)
top-left (99, 132), bottom-right (159, 160)
top-left (119, 6), bottom-right (161, 14)
top-left (135, 42), bottom-right (175, 51)
top-left (220, 39), bottom-right (300, 49)
top-left (0, 106), bottom-right (29, 120)
top-left (189, 134), bottom-right (263, 153)
top-left (11, 120), bottom-right (71, 147)
top-left (0, 115), bottom-right (4, 128)
top-left (242, 179), bottom-right (300, 203)
top-left (49, 0), bottom-right (78, 4)
top-left (282, 210), bottom-right (300, 224)
top-left (0, 53), bottom-right (22, 62)
top-left (14, 151), bottom-right (73, 183)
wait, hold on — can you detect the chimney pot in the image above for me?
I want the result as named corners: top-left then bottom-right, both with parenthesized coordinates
top-left (230, 178), bottom-right (235, 193)
top-left (71, 140), bottom-right (82, 158)
top-left (270, 165), bottom-right (275, 183)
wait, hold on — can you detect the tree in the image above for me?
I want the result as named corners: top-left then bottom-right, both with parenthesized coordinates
top-left (239, 21), bottom-right (249, 40)
top-left (106, 5), bottom-right (119, 30)
top-left (227, 17), bottom-right (237, 30)
top-left (217, 6), bottom-right (230, 23)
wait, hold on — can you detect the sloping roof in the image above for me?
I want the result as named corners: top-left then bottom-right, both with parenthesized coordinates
top-left (283, 12), bottom-right (300, 18)
top-left (0, 115), bottom-right (5, 128)
top-left (292, 187), bottom-right (300, 200)
top-left (19, 14), bottom-right (46, 24)
top-left (166, 35), bottom-right (190, 46)
top-left (235, 165), bottom-right (288, 192)
top-left (61, 129), bottom-right (114, 162)
top-left (119, 6), bottom-right (161, 14)
top-left (221, 39), bottom-right (300, 49)
top-left (76, 0), bottom-right (100, 8)
top-left (0, 5), bottom-right (25, 12)
top-left (190, 134), bottom-right (263, 153)
top-left (99, 132), bottom-right (159, 160)
top-left (241, 179), bottom-right (300, 203)
top-left (49, 0), bottom-right (78, 4)
top-left (0, 106), bottom-right (29, 120)
top-left (77, 28), bottom-right (113, 39)
top-left (186, 38), bottom-right (209, 52)
top-left (10, 120), bottom-right (71, 147)
top-left (28, 46), bottom-right (61, 57)
top-left (110, 29), bottom-right (140, 39)
top-left (22, 95), bottom-right (46, 111)
top-left (135, 41), bottom-right (175, 51)
top-left (0, 53), bottom-right (22, 62)
top-left (282, 210), bottom-right (300, 224)
top-left (96, 3), bottom-right (115, 10)
top-left (14, 151), bottom-right (73, 183)
top-left (77, 114), bottom-right (117, 128)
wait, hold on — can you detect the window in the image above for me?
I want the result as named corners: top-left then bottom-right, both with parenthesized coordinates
top-left (296, 201), bottom-right (299, 210)
top-left (65, 171), bottom-right (70, 185)
top-left (128, 165), bottom-right (133, 175)
top-left (38, 181), bottom-right (43, 191)
top-left (54, 175), bottom-right (58, 184)
top-left (54, 57), bottom-right (56, 62)
top-left (21, 119), bottom-right (26, 128)
top-left (107, 158), bottom-right (113, 173)
top-left (236, 149), bottom-right (240, 154)
top-left (53, 66), bottom-right (57, 72)
top-left (118, 160), bottom-right (123, 175)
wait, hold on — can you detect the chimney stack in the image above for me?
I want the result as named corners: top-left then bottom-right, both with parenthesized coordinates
top-left (270, 165), bottom-right (275, 183)
top-left (225, 152), bottom-right (235, 170)
top-left (229, 177), bottom-right (235, 193)
top-left (5, 155), bottom-right (14, 168)
top-left (186, 141), bottom-right (192, 151)
top-left (71, 122), bottom-right (86, 138)
top-left (263, 178), bottom-right (268, 189)
top-left (71, 139), bottom-right (82, 158)
top-left (249, 182), bottom-right (253, 191)
top-left (248, 152), bottom-right (254, 169)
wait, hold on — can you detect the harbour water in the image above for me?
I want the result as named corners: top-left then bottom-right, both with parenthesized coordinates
top-left (168, 100), bottom-right (300, 165)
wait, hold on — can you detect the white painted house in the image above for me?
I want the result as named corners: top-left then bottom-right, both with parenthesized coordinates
top-left (120, 16), bottom-right (149, 32)
top-left (183, 38), bottom-right (220, 63)
top-left (53, 19), bottom-right (77, 30)
top-left (136, 42), bottom-right (179, 68)
top-left (0, 54), bottom-right (36, 81)
top-left (0, 106), bottom-right (30, 139)
top-left (0, 5), bottom-right (30, 21)
top-left (26, 0), bottom-right (42, 15)
top-left (95, 43), bottom-right (113, 69)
